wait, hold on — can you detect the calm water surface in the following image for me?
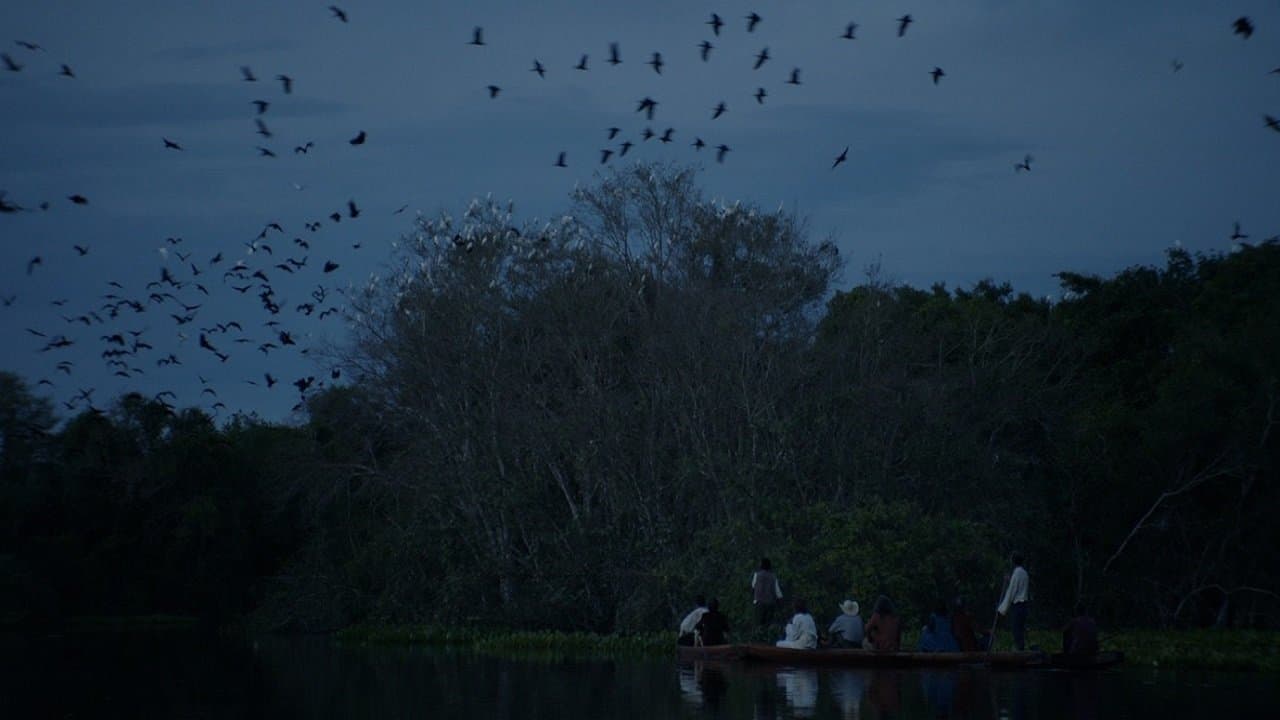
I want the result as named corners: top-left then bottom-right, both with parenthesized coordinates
top-left (1, 632), bottom-right (1275, 719)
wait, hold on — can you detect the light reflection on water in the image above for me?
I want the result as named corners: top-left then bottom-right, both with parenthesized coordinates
top-left (0, 633), bottom-right (1271, 719)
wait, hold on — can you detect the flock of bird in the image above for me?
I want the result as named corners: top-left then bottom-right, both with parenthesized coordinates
top-left (1, 6), bottom-right (1279, 421)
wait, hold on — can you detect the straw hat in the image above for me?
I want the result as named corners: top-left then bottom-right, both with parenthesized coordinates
top-left (840, 599), bottom-right (860, 616)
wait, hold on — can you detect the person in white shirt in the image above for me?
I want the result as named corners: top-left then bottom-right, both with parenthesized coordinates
top-left (776, 599), bottom-right (818, 649)
top-left (997, 553), bottom-right (1031, 650)
top-left (678, 595), bottom-right (709, 646)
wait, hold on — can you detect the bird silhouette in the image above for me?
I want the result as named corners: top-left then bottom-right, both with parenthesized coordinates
top-left (252, 99), bottom-right (270, 114)
top-left (486, 84), bottom-right (501, 98)
top-left (746, 12), bottom-right (762, 32)
top-left (2, 53), bottom-right (22, 72)
top-left (1230, 221), bottom-right (1248, 241)
top-left (470, 27), bottom-right (485, 46)
top-left (1015, 154), bottom-right (1033, 172)
top-left (257, 146), bottom-right (276, 158)
top-left (642, 127), bottom-right (656, 141)
top-left (600, 148), bottom-right (614, 164)
top-left (648, 52), bottom-right (663, 74)
top-left (755, 87), bottom-right (767, 104)
top-left (1170, 59), bottom-right (1183, 73)
top-left (786, 68), bottom-right (802, 85)
top-left (715, 144), bottom-right (730, 163)
top-left (74, 244), bottom-right (89, 256)
top-left (708, 13), bottom-right (723, 36)
top-left (349, 130), bottom-right (366, 145)
top-left (608, 42), bottom-right (621, 65)
top-left (842, 22), bottom-right (858, 40)
top-left (323, 261), bottom-right (340, 273)
top-left (832, 147), bottom-right (848, 169)
top-left (328, 6), bottom-right (348, 23)
top-left (240, 65), bottom-right (257, 81)
top-left (294, 141), bottom-right (314, 153)
top-left (1233, 17), bottom-right (1253, 39)
top-left (699, 41), bottom-right (713, 62)
top-left (277, 74), bottom-right (293, 93)
top-left (26, 256), bottom-right (42, 275)
top-left (162, 137), bottom-right (182, 150)
top-left (575, 54), bottom-right (588, 71)
top-left (1266, 115), bottom-right (1280, 132)
top-left (712, 101), bottom-right (727, 119)
top-left (637, 96), bottom-right (658, 120)
top-left (59, 64), bottom-right (75, 78)
top-left (607, 127), bottom-right (621, 139)
top-left (692, 137), bottom-right (705, 151)
top-left (15, 41), bottom-right (43, 51)
top-left (659, 128), bottom-right (674, 143)
top-left (255, 118), bottom-right (272, 137)
top-left (347, 199), bottom-right (360, 218)
top-left (930, 67), bottom-right (945, 84)
top-left (531, 59), bottom-right (546, 77)
top-left (897, 15), bottom-right (914, 37)
top-left (555, 151), bottom-right (567, 167)
top-left (754, 47), bottom-right (770, 70)
top-left (619, 140), bottom-right (633, 156)
top-left (68, 194), bottom-right (88, 205)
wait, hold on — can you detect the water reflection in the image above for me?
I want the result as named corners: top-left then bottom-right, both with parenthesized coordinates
top-left (3, 633), bottom-right (1278, 719)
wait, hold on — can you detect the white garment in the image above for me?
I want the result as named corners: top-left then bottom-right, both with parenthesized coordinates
top-left (679, 606), bottom-right (708, 634)
top-left (998, 566), bottom-right (1030, 615)
top-left (750, 571), bottom-right (783, 603)
top-left (776, 612), bottom-right (818, 649)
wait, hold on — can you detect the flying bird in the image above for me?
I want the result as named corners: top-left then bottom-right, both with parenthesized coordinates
top-left (575, 54), bottom-right (588, 71)
top-left (1015, 154), bottom-right (1033, 172)
top-left (252, 99), bottom-right (270, 114)
top-left (15, 41), bottom-right (43, 51)
top-left (257, 146), bottom-right (276, 157)
top-left (555, 151), bottom-right (567, 167)
top-left (1230, 221), bottom-right (1248, 241)
top-left (255, 118), bottom-right (272, 137)
top-left (659, 128), bottom-right (674, 143)
top-left (712, 101), bottom-right (727, 119)
top-left (26, 256), bottom-right (42, 275)
top-left (470, 27), bottom-right (485, 46)
top-left (746, 12), bottom-right (762, 32)
top-left (897, 14), bottom-right (913, 37)
top-left (59, 64), bottom-right (75, 78)
top-left (1170, 59), bottom-right (1183, 73)
top-left (1233, 17), bottom-right (1253, 39)
top-left (277, 74), bottom-right (293, 93)
top-left (162, 137), bottom-right (182, 150)
top-left (600, 148), bottom-right (614, 164)
top-left (323, 261), bottom-right (339, 273)
top-left (930, 67), bottom-right (945, 84)
top-left (619, 140), bottom-right (633, 156)
top-left (607, 127), bottom-right (621, 139)
top-left (608, 42), bottom-right (621, 65)
top-left (240, 65), bottom-right (257, 81)
top-left (754, 47), bottom-right (770, 70)
top-left (832, 146), bottom-right (848, 169)
top-left (531, 59), bottom-right (546, 77)
top-left (349, 130), bottom-right (366, 145)
top-left (715, 144), bottom-right (730, 163)
top-left (754, 87), bottom-right (767, 104)
top-left (68, 194), bottom-right (88, 205)
top-left (708, 13), bottom-right (723, 36)
top-left (637, 96), bottom-right (657, 120)
top-left (1, 52), bottom-right (23, 71)
top-left (642, 127), bottom-right (655, 141)
top-left (1266, 115), bottom-right (1280, 132)
top-left (648, 52), bottom-right (663, 74)
top-left (692, 137), bottom-right (705, 151)
top-left (842, 22), bottom-right (858, 40)
top-left (487, 84), bottom-right (500, 98)
top-left (699, 40), bottom-right (713, 61)
top-left (786, 68), bottom-right (802, 85)
top-left (328, 5), bottom-right (348, 22)
top-left (347, 199), bottom-right (360, 218)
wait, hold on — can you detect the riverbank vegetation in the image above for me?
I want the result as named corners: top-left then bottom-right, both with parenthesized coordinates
top-left (2, 164), bottom-right (1277, 644)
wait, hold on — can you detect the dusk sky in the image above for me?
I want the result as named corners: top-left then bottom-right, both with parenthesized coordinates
top-left (3, 1), bottom-right (1279, 422)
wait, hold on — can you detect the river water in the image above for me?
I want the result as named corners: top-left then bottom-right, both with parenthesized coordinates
top-left (1, 632), bottom-right (1275, 718)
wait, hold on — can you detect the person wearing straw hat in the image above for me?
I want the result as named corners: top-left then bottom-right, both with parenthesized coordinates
top-left (828, 599), bottom-right (864, 648)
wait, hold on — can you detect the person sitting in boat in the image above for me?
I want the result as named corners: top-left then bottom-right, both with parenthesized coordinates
top-left (917, 601), bottom-right (961, 652)
top-left (677, 595), bottom-right (708, 646)
top-left (695, 598), bottom-right (731, 646)
top-left (776, 598), bottom-right (818, 649)
top-left (1061, 602), bottom-right (1099, 656)
top-left (863, 595), bottom-right (902, 651)
top-left (949, 596), bottom-right (983, 652)
top-left (827, 599), bottom-right (864, 648)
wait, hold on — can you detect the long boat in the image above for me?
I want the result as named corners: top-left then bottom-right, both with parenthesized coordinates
top-left (678, 644), bottom-right (1123, 670)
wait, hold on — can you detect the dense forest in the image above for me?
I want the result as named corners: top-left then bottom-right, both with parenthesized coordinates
top-left (2, 165), bottom-right (1277, 635)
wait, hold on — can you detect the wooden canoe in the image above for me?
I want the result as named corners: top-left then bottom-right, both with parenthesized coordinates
top-left (1044, 651), bottom-right (1125, 669)
top-left (676, 644), bottom-right (748, 662)
top-left (742, 643), bottom-right (1046, 668)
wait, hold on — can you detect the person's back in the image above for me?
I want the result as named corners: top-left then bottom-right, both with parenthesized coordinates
top-left (929, 611), bottom-right (960, 652)
top-left (678, 595), bottom-right (708, 646)
top-left (951, 606), bottom-right (979, 652)
top-left (828, 601), bottom-right (864, 648)
top-left (865, 597), bottom-right (902, 652)
top-left (1062, 605), bottom-right (1099, 656)
top-left (696, 599), bottom-right (731, 646)
top-left (776, 599), bottom-right (818, 649)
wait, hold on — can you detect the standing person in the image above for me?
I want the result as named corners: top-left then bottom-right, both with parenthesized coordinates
top-left (677, 595), bottom-right (708, 646)
top-left (863, 595), bottom-right (902, 651)
top-left (828, 599), bottom-right (864, 647)
top-left (776, 598), bottom-right (818, 649)
top-left (751, 557), bottom-right (783, 628)
top-left (950, 596), bottom-right (981, 652)
top-left (695, 598), bottom-right (732, 646)
top-left (997, 553), bottom-right (1031, 650)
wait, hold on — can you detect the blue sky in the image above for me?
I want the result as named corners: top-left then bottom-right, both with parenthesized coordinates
top-left (2, 1), bottom-right (1279, 421)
